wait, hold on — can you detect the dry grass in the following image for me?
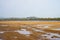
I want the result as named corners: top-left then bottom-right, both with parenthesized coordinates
top-left (0, 21), bottom-right (60, 25)
top-left (0, 21), bottom-right (60, 40)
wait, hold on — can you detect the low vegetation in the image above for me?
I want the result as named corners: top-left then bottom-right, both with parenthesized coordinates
top-left (0, 17), bottom-right (60, 21)
top-left (0, 21), bottom-right (60, 40)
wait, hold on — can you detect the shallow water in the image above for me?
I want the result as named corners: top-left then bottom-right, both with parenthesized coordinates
top-left (50, 38), bottom-right (60, 40)
top-left (0, 24), bottom-right (60, 40)
top-left (0, 25), bottom-right (8, 26)
top-left (52, 28), bottom-right (60, 30)
top-left (0, 39), bottom-right (2, 40)
top-left (32, 28), bottom-right (44, 32)
top-left (42, 33), bottom-right (60, 39)
top-left (0, 32), bottom-right (4, 33)
top-left (15, 29), bottom-right (32, 35)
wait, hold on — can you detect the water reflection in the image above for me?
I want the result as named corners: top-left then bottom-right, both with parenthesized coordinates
top-left (15, 29), bottom-right (32, 36)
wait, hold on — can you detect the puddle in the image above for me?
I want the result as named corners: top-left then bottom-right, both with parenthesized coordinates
top-left (43, 26), bottom-right (49, 28)
top-left (52, 28), bottom-right (60, 30)
top-left (0, 25), bottom-right (8, 26)
top-left (36, 24), bottom-right (53, 29)
top-left (36, 24), bottom-right (44, 26)
top-left (32, 28), bottom-right (44, 32)
top-left (42, 33), bottom-right (60, 39)
top-left (15, 29), bottom-right (32, 36)
top-left (36, 24), bottom-right (53, 26)
top-left (0, 39), bottom-right (3, 40)
top-left (13, 36), bottom-right (18, 39)
top-left (0, 32), bottom-right (4, 33)
top-left (50, 38), bottom-right (60, 40)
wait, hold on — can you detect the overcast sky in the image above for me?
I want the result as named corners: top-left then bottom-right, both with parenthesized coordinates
top-left (0, 0), bottom-right (60, 18)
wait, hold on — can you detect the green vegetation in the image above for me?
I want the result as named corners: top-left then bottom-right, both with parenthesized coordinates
top-left (0, 17), bottom-right (60, 21)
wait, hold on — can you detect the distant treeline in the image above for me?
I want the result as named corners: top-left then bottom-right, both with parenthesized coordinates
top-left (0, 17), bottom-right (60, 21)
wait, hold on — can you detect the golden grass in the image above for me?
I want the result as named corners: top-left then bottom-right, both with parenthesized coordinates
top-left (0, 21), bottom-right (60, 25)
top-left (0, 21), bottom-right (60, 40)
